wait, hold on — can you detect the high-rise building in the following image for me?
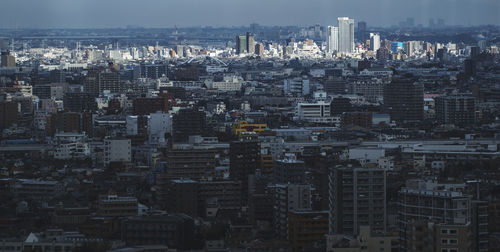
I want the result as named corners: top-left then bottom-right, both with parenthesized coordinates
top-left (405, 221), bottom-right (472, 252)
top-left (103, 137), bottom-right (131, 166)
top-left (271, 183), bottom-right (312, 239)
top-left (370, 33), bottom-right (381, 51)
top-left (398, 180), bottom-right (473, 252)
top-left (284, 76), bottom-right (310, 96)
top-left (273, 153), bottom-right (305, 184)
top-left (133, 96), bottom-right (170, 115)
top-left (236, 35), bottom-right (247, 54)
top-left (435, 94), bottom-right (476, 127)
top-left (230, 138), bottom-right (260, 203)
top-left (164, 145), bottom-right (216, 180)
top-left (172, 108), bottom-right (206, 142)
top-left (255, 43), bottom-right (264, 56)
top-left (246, 32), bottom-right (255, 54)
top-left (1, 51), bottom-right (15, 67)
top-left (166, 179), bottom-right (199, 217)
top-left (326, 26), bottom-right (339, 53)
top-left (63, 92), bottom-right (97, 113)
top-left (140, 63), bottom-right (167, 79)
top-left (288, 210), bottom-right (329, 251)
top-left (384, 77), bottom-right (424, 123)
top-left (358, 21), bottom-right (367, 42)
top-left (0, 101), bottom-right (18, 129)
top-left (337, 17), bottom-right (355, 54)
top-left (97, 194), bottom-right (138, 217)
top-left (84, 68), bottom-right (121, 97)
top-left (329, 166), bottom-right (387, 236)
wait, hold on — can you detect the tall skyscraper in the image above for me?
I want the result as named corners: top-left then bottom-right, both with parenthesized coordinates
top-left (358, 21), bottom-right (367, 42)
top-left (246, 32), bottom-right (255, 54)
top-left (326, 26), bottom-right (339, 53)
top-left (337, 17), bottom-right (355, 54)
top-left (369, 33), bottom-right (381, 51)
top-left (236, 35), bottom-right (247, 54)
top-left (1, 51), bottom-right (15, 67)
top-left (236, 33), bottom-right (255, 55)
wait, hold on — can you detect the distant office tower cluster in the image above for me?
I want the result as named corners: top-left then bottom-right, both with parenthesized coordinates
top-left (236, 32), bottom-right (255, 54)
top-left (327, 17), bottom-right (355, 54)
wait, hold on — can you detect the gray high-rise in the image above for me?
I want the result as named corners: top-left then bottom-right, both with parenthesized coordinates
top-left (337, 17), bottom-right (355, 54)
top-left (326, 26), bottom-right (339, 53)
top-left (329, 166), bottom-right (387, 236)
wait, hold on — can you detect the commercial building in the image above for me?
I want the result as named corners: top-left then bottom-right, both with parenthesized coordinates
top-left (338, 17), bottom-right (355, 54)
top-left (370, 33), bottom-right (381, 51)
top-left (232, 120), bottom-right (267, 136)
top-left (235, 33), bottom-right (255, 55)
top-left (326, 26), bottom-right (339, 53)
top-left (297, 101), bottom-right (335, 124)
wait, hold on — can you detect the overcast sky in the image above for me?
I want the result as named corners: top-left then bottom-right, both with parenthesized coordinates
top-left (1, 0), bottom-right (499, 28)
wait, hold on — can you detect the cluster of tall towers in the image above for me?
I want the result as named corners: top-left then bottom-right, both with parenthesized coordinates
top-left (236, 32), bottom-right (255, 55)
top-left (327, 17), bottom-right (355, 54)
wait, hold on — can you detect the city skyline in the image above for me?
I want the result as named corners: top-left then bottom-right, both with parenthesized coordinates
top-left (0, 0), bottom-right (499, 29)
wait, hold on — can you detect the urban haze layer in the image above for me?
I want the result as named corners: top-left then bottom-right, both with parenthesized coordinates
top-left (0, 17), bottom-right (499, 252)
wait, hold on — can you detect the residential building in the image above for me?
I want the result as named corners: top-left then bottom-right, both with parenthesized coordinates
top-left (104, 137), bottom-right (132, 166)
top-left (329, 166), bottom-right (387, 236)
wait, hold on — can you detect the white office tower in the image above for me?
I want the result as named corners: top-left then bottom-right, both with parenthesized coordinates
top-left (370, 33), bottom-right (381, 51)
top-left (337, 17), bottom-right (355, 54)
top-left (326, 26), bottom-right (339, 53)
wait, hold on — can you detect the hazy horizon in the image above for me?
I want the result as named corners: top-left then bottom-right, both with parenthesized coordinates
top-left (0, 0), bottom-right (499, 29)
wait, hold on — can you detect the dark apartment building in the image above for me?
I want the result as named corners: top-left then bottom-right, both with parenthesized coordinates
top-left (384, 78), bottom-right (424, 123)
